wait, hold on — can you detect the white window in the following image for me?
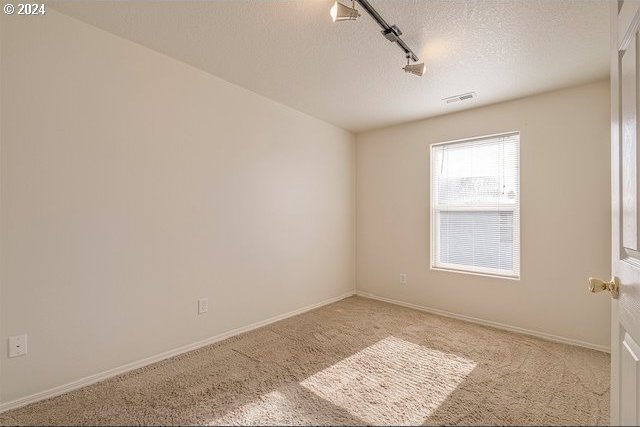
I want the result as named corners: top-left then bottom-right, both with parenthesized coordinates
top-left (430, 132), bottom-right (520, 279)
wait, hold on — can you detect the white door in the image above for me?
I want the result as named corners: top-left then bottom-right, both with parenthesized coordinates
top-left (609, 1), bottom-right (640, 425)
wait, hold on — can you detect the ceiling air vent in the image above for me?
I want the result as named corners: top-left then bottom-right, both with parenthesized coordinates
top-left (443, 92), bottom-right (476, 104)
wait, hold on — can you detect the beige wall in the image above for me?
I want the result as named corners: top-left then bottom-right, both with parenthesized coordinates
top-left (356, 80), bottom-right (611, 349)
top-left (0, 11), bottom-right (356, 403)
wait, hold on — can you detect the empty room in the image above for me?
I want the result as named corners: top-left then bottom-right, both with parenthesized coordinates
top-left (0, 0), bottom-right (637, 425)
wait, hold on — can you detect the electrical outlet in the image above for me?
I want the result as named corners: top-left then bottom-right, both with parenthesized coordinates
top-left (198, 298), bottom-right (208, 315)
top-left (400, 273), bottom-right (407, 285)
top-left (9, 334), bottom-right (27, 358)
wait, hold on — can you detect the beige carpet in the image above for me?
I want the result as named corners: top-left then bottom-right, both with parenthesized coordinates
top-left (0, 296), bottom-right (609, 426)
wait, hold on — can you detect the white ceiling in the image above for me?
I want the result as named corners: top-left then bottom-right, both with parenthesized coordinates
top-left (51, 0), bottom-right (610, 132)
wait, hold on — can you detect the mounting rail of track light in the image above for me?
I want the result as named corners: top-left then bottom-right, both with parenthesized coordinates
top-left (330, 0), bottom-right (425, 77)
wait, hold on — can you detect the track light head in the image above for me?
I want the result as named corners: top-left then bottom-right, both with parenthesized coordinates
top-left (330, 1), bottom-right (360, 22)
top-left (403, 61), bottom-right (426, 77)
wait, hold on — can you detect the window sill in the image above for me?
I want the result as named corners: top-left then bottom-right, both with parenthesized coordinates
top-left (430, 265), bottom-right (521, 281)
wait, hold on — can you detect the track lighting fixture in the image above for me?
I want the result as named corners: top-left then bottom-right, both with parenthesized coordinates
top-left (331, 0), bottom-right (424, 77)
top-left (330, 1), bottom-right (360, 22)
top-left (403, 56), bottom-right (426, 77)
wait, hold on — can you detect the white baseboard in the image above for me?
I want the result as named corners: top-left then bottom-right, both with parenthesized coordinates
top-left (0, 291), bottom-right (356, 414)
top-left (356, 290), bottom-right (611, 354)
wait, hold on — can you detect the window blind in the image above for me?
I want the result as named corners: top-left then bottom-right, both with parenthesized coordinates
top-left (431, 132), bottom-right (520, 278)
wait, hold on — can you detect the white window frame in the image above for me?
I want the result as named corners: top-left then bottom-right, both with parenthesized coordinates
top-left (429, 131), bottom-right (521, 280)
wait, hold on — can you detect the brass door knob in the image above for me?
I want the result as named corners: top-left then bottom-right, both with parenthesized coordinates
top-left (588, 277), bottom-right (619, 299)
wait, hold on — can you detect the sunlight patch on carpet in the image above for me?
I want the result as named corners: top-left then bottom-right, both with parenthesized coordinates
top-left (300, 335), bottom-right (476, 425)
top-left (209, 390), bottom-right (292, 426)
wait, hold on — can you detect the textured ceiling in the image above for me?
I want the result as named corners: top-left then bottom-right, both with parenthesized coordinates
top-left (51, 0), bottom-right (609, 132)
